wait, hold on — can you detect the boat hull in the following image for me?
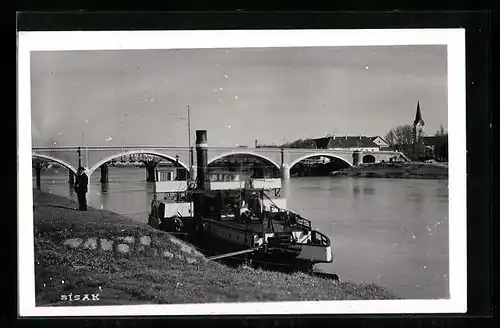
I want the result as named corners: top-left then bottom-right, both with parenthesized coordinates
top-left (200, 218), bottom-right (333, 268)
top-left (296, 244), bottom-right (333, 263)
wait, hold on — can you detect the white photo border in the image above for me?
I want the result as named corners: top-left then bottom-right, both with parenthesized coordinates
top-left (18, 29), bottom-right (467, 316)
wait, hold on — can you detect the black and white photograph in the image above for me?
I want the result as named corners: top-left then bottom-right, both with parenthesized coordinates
top-left (18, 29), bottom-right (467, 316)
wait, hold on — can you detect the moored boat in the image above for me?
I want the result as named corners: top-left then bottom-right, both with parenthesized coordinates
top-left (147, 129), bottom-right (334, 271)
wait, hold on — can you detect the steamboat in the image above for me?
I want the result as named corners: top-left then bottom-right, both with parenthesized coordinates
top-left (148, 130), bottom-right (334, 273)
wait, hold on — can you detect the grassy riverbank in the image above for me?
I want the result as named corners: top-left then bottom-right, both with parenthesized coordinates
top-left (33, 190), bottom-right (397, 306)
top-left (331, 162), bottom-right (448, 179)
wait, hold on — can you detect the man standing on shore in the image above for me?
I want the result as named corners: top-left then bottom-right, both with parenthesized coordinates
top-left (74, 167), bottom-right (89, 211)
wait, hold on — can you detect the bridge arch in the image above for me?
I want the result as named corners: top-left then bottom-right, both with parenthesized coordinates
top-left (32, 153), bottom-right (78, 174)
top-left (288, 153), bottom-right (353, 169)
top-left (88, 150), bottom-right (189, 178)
top-left (362, 154), bottom-right (376, 163)
top-left (208, 151), bottom-right (281, 170)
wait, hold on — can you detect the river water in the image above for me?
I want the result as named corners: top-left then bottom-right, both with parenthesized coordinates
top-left (33, 167), bottom-right (449, 300)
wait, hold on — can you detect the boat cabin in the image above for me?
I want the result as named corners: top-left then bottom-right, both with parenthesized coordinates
top-left (156, 167), bottom-right (176, 182)
top-left (198, 188), bottom-right (312, 234)
top-left (151, 165), bottom-right (287, 219)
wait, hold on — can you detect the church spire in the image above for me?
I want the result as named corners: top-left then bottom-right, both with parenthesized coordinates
top-left (414, 101), bottom-right (425, 126)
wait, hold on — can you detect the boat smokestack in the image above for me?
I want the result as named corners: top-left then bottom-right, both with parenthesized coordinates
top-left (196, 130), bottom-right (209, 191)
top-left (193, 130), bottom-right (209, 224)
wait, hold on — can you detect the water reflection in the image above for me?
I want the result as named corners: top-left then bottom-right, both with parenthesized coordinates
top-left (351, 179), bottom-right (361, 201)
top-left (68, 185), bottom-right (75, 197)
top-left (101, 183), bottom-right (109, 193)
top-left (100, 183), bottom-right (109, 209)
top-left (281, 179), bottom-right (291, 199)
top-left (363, 186), bottom-right (376, 196)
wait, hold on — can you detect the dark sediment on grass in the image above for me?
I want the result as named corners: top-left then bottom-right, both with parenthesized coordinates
top-left (330, 162), bottom-right (448, 180)
top-left (33, 190), bottom-right (398, 306)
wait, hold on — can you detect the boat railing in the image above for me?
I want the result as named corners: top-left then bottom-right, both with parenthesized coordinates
top-left (310, 230), bottom-right (331, 247)
top-left (294, 215), bottom-right (312, 230)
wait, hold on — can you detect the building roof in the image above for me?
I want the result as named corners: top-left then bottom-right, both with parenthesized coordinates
top-left (370, 136), bottom-right (389, 143)
top-left (313, 136), bottom-right (379, 149)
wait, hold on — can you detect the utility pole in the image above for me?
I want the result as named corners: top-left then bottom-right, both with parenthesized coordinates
top-left (80, 133), bottom-right (86, 168)
top-left (187, 105), bottom-right (193, 216)
top-left (187, 105), bottom-right (193, 168)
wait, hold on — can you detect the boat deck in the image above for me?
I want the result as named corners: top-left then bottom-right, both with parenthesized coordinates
top-left (213, 216), bottom-right (305, 234)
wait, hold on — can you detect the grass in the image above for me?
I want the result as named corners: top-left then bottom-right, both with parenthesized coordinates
top-left (33, 190), bottom-right (398, 306)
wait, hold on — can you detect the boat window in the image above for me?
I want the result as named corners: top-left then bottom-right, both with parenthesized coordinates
top-left (157, 171), bottom-right (173, 181)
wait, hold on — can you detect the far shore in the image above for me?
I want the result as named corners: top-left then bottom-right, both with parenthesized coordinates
top-left (330, 162), bottom-right (448, 180)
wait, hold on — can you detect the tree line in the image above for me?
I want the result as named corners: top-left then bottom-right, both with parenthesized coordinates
top-left (256, 123), bottom-right (448, 156)
top-left (384, 123), bottom-right (448, 159)
top-left (256, 138), bottom-right (316, 149)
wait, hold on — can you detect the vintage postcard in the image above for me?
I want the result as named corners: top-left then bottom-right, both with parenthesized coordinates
top-left (18, 29), bottom-right (466, 316)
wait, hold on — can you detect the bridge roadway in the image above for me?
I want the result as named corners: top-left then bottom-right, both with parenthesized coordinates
top-left (32, 145), bottom-right (407, 182)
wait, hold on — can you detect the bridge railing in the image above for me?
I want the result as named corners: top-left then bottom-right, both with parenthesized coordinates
top-left (33, 146), bottom-right (361, 152)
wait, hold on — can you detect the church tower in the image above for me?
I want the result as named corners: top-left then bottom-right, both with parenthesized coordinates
top-left (413, 101), bottom-right (425, 156)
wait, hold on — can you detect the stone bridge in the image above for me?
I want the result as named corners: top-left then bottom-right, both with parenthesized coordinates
top-left (32, 145), bottom-right (407, 183)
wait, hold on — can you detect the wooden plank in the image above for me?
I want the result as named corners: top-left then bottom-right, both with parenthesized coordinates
top-left (163, 202), bottom-right (192, 217)
top-left (206, 247), bottom-right (259, 261)
top-left (311, 271), bottom-right (340, 281)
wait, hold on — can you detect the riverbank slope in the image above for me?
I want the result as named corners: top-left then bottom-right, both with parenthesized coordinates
top-left (331, 162), bottom-right (448, 179)
top-left (33, 190), bottom-right (397, 306)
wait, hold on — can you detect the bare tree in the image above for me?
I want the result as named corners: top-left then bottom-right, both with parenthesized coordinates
top-left (258, 138), bottom-right (317, 149)
top-left (435, 124), bottom-right (447, 137)
top-left (385, 130), bottom-right (396, 147)
top-left (385, 124), bottom-right (415, 148)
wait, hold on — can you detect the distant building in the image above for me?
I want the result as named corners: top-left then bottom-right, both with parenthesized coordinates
top-left (419, 135), bottom-right (448, 161)
top-left (312, 135), bottom-right (382, 152)
top-left (413, 101), bottom-right (425, 155)
top-left (369, 136), bottom-right (392, 151)
top-left (411, 101), bottom-right (448, 162)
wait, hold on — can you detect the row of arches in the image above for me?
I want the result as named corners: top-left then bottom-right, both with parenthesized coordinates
top-left (32, 150), bottom-right (380, 180)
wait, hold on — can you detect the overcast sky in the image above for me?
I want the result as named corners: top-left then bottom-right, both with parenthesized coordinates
top-left (30, 45), bottom-right (447, 148)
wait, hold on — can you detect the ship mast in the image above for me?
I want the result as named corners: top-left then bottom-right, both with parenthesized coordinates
top-left (187, 105), bottom-right (193, 216)
top-left (239, 159), bottom-right (243, 207)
